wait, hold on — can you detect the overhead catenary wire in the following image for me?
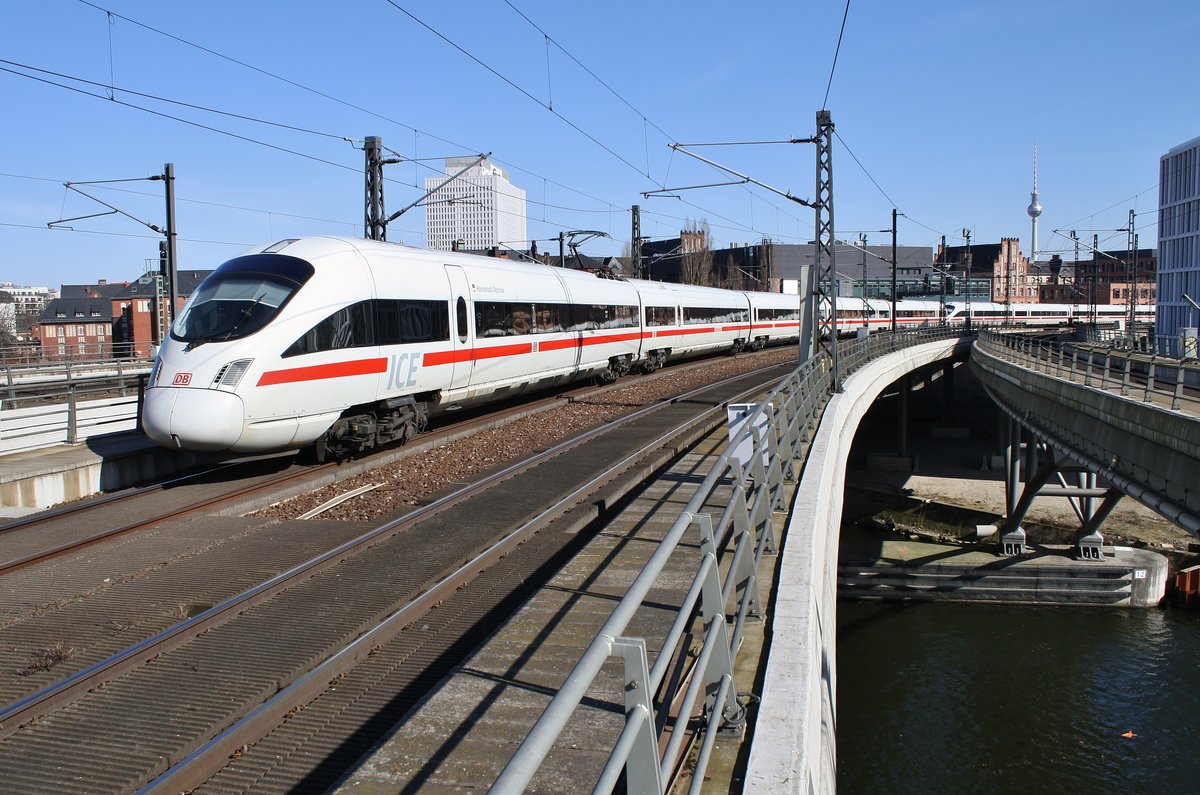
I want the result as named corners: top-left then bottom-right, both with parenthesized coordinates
top-left (822, 0), bottom-right (852, 110)
top-left (495, 0), bottom-right (809, 233)
top-left (0, 64), bottom-right (628, 239)
top-left (73, 0), bottom-right (791, 249)
top-left (384, 0), bottom-right (651, 181)
top-left (72, 0), bottom-right (633, 219)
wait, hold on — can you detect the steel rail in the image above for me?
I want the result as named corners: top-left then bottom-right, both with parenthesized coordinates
top-left (0, 460), bottom-right (330, 575)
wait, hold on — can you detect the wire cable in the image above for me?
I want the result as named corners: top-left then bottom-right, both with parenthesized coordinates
top-left (822, 0), bottom-right (852, 109)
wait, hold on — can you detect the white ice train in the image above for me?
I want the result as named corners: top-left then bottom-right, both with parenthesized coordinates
top-left (143, 236), bottom-right (1155, 458)
top-left (143, 236), bottom-right (806, 458)
top-left (838, 297), bottom-right (1154, 331)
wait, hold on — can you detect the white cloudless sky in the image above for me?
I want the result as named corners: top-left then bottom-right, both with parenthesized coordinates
top-left (1, 0), bottom-right (1197, 287)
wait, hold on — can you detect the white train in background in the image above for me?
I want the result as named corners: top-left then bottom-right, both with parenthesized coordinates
top-left (143, 236), bottom-right (805, 459)
top-left (840, 297), bottom-right (1153, 330)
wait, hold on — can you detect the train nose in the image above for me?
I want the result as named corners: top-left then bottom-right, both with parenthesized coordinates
top-left (143, 387), bottom-right (245, 450)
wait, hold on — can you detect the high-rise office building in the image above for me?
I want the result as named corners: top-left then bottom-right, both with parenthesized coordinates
top-left (1157, 135), bottom-right (1200, 347)
top-left (425, 157), bottom-right (527, 252)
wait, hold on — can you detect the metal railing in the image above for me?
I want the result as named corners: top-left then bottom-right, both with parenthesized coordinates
top-left (0, 343), bottom-right (151, 366)
top-left (0, 375), bottom-right (147, 455)
top-left (492, 326), bottom-right (971, 794)
top-left (3, 356), bottom-right (152, 396)
top-left (978, 330), bottom-right (1200, 414)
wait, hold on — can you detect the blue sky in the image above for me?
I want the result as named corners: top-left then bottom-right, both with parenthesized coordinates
top-left (2, 0), bottom-right (1197, 287)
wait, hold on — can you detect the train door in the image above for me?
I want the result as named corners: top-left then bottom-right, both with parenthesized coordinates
top-left (444, 264), bottom-right (473, 390)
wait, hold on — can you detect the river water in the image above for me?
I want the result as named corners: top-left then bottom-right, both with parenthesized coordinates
top-left (836, 600), bottom-right (1200, 792)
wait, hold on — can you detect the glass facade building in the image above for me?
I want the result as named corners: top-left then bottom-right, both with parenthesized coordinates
top-left (1157, 136), bottom-right (1200, 346)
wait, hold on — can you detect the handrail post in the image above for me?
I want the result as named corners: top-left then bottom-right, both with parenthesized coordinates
top-left (1173, 361), bottom-right (1186, 411)
top-left (1121, 352), bottom-right (1132, 397)
top-left (607, 638), bottom-right (662, 795)
top-left (66, 383), bottom-right (79, 444)
top-left (1145, 356), bottom-right (1156, 403)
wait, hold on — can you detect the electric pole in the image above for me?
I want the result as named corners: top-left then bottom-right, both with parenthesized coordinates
top-left (963, 229), bottom-right (972, 330)
top-left (364, 136), bottom-right (390, 240)
top-left (890, 207), bottom-right (898, 333)
top-left (814, 110), bottom-right (839, 389)
top-left (162, 162), bottom-right (178, 324)
top-left (859, 233), bottom-right (868, 328)
top-left (1127, 209), bottom-right (1137, 342)
top-left (155, 240), bottom-right (168, 345)
top-left (1005, 240), bottom-right (1013, 325)
top-left (1070, 229), bottom-right (1080, 311)
top-left (631, 204), bottom-right (643, 279)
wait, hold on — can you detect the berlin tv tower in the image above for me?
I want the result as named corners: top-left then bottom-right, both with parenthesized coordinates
top-left (1027, 144), bottom-right (1043, 274)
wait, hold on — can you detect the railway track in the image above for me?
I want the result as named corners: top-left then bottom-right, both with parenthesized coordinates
top-left (0, 350), bottom-right (797, 793)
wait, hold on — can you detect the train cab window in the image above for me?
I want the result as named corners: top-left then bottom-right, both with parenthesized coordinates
top-left (173, 253), bottom-right (312, 344)
top-left (456, 297), bottom-right (468, 342)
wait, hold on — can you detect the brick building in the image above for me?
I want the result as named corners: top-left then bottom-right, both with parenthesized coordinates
top-left (35, 269), bottom-right (211, 360)
top-left (938, 238), bottom-right (1037, 303)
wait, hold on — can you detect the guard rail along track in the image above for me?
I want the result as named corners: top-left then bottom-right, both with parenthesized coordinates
top-left (1, 372), bottom-right (149, 455)
top-left (493, 325), bottom-right (973, 794)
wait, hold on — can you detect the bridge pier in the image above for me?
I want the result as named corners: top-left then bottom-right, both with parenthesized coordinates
top-left (991, 417), bottom-right (1129, 560)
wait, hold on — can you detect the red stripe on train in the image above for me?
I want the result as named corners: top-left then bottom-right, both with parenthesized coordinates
top-left (424, 341), bottom-right (535, 366)
top-left (257, 357), bottom-right (388, 386)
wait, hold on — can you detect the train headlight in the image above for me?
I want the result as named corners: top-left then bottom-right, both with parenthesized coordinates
top-left (149, 359), bottom-right (163, 387)
top-left (212, 358), bottom-right (254, 391)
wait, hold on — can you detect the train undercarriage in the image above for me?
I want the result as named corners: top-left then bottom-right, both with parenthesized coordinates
top-left (315, 396), bottom-right (430, 462)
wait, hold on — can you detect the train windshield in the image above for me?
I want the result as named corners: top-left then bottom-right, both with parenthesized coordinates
top-left (172, 254), bottom-right (314, 343)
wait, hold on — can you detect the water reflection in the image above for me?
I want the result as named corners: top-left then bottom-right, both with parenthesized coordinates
top-left (837, 602), bottom-right (1200, 793)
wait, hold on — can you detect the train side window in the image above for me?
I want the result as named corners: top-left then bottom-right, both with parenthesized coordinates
top-left (476, 300), bottom-right (534, 336)
top-left (376, 299), bottom-right (450, 345)
top-left (532, 303), bottom-right (566, 333)
top-left (457, 297), bottom-right (468, 342)
top-left (645, 306), bottom-right (675, 327)
top-left (284, 300), bottom-right (374, 357)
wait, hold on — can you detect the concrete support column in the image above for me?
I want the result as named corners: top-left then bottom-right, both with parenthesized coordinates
top-left (898, 374), bottom-right (910, 457)
top-left (1000, 417), bottom-right (1027, 555)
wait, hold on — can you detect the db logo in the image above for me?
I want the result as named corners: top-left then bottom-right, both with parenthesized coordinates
top-left (172, 373), bottom-right (192, 386)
